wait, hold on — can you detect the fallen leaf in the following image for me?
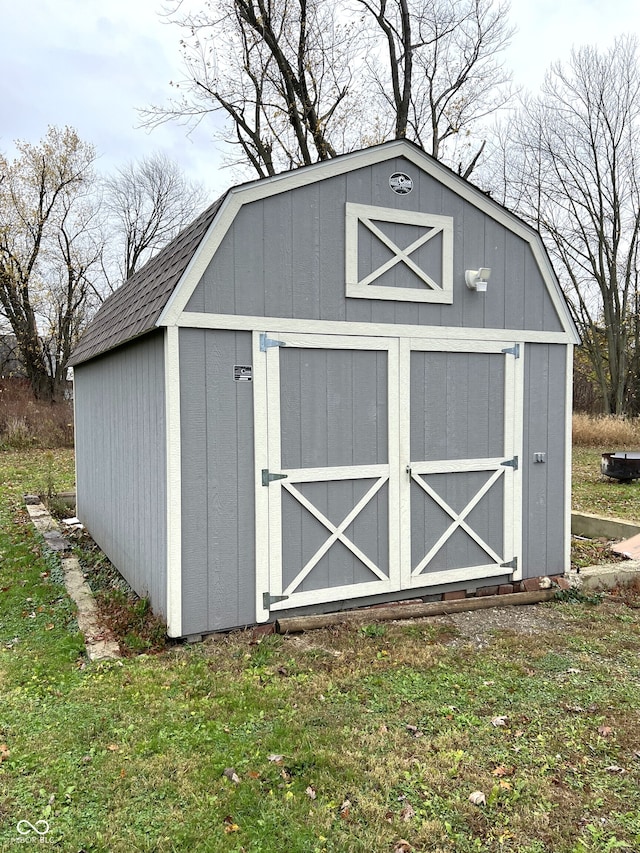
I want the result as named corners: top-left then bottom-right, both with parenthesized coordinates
top-left (598, 726), bottom-right (613, 737)
top-left (223, 767), bottom-right (240, 784)
top-left (565, 705), bottom-right (584, 713)
top-left (399, 803), bottom-right (415, 822)
top-left (492, 765), bottom-right (514, 777)
top-left (0, 744), bottom-right (10, 761)
top-left (223, 815), bottom-right (239, 833)
top-left (305, 785), bottom-right (317, 799)
top-left (107, 744), bottom-right (119, 752)
top-left (379, 724), bottom-right (389, 734)
top-left (604, 765), bottom-right (626, 774)
top-left (491, 716), bottom-right (508, 727)
top-left (483, 680), bottom-right (495, 686)
top-left (498, 779), bottom-right (512, 790)
top-left (247, 770), bottom-right (261, 779)
top-left (268, 753), bottom-right (284, 764)
top-left (567, 668), bottom-right (581, 674)
top-left (469, 790), bottom-right (486, 806)
top-left (45, 623), bottom-right (55, 631)
top-left (339, 798), bottom-right (351, 818)
top-left (405, 724), bottom-right (423, 737)
top-left (394, 840), bottom-right (412, 852)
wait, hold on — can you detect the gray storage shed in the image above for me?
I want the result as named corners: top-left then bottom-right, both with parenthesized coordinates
top-left (70, 140), bottom-right (579, 638)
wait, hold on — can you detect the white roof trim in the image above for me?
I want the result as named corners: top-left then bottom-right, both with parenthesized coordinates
top-left (157, 140), bottom-right (579, 343)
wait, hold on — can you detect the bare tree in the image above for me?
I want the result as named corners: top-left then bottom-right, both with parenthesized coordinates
top-left (145, 0), bottom-right (512, 178)
top-left (103, 151), bottom-right (207, 282)
top-left (145, 0), bottom-right (362, 177)
top-left (493, 37), bottom-right (640, 414)
top-left (0, 126), bottom-right (101, 400)
top-left (358, 0), bottom-right (514, 177)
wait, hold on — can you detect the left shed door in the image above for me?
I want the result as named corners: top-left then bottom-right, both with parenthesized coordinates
top-left (254, 333), bottom-right (400, 621)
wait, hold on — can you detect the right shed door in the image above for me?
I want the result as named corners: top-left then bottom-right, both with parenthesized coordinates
top-left (402, 339), bottom-right (523, 589)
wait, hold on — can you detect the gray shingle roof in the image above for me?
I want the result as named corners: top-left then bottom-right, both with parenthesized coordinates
top-left (69, 195), bottom-right (226, 366)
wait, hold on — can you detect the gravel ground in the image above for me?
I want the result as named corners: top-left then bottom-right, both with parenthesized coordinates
top-left (423, 602), bottom-right (575, 649)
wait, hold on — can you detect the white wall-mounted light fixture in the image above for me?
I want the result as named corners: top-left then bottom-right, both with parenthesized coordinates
top-left (465, 267), bottom-right (491, 292)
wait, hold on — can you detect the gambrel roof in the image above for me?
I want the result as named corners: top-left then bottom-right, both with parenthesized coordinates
top-left (70, 140), bottom-right (578, 368)
top-left (69, 196), bottom-right (226, 366)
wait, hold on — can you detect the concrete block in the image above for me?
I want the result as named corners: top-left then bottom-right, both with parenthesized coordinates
top-left (571, 510), bottom-right (640, 541)
top-left (579, 562), bottom-right (640, 592)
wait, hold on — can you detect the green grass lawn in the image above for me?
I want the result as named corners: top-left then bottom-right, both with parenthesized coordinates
top-left (572, 447), bottom-right (640, 521)
top-left (1, 449), bottom-right (639, 852)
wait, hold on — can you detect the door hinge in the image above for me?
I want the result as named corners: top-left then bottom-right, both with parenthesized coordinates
top-left (260, 333), bottom-right (286, 352)
top-left (263, 592), bottom-right (289, 609)
top-left (501, 456), bottom-right (519, 471)
top-left (262, 469), bottom-right (288, 486)
top-left (501, 557), bottom-right (518, 571)
top-left (501, 343), bottom-right (520, 358)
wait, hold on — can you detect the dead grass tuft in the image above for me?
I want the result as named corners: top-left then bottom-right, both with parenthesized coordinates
top-left (0, 379), bottom-right (73, 448)
top-left (572, 412), bottom-right (640, 447)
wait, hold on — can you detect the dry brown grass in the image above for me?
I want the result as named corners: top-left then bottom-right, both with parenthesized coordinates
top-left (572, 412), bottom-right (640, 447)
top-left (0, 378), bottom-right (74, 448)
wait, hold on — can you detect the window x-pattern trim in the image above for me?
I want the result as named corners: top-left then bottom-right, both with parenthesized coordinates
top-left (346, 203), bottom-right (453, 303)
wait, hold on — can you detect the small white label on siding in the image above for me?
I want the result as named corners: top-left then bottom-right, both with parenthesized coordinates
top-left (234, 365), bottom-right (252, 381)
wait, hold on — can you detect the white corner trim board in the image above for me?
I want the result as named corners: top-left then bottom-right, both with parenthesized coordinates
top-left (564, 344), bottom-right (574, 575)
top-left (164, 325), bottom-right (183, 637)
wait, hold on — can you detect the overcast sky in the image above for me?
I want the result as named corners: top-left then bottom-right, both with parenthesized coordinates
top-left (2, 0), bottom-right (640, 203)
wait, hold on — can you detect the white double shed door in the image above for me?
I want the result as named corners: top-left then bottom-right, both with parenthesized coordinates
top-left (254, 331), bottom-right (522, 622)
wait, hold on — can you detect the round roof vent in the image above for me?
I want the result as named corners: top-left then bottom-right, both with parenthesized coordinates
top-left (389, 172), bottom-right (413, 194)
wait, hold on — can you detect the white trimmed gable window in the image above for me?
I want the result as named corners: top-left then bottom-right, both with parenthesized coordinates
top-left (345, 203), bottom-right (453, 303)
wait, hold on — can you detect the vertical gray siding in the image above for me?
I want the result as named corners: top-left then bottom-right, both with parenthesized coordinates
top-left (74, 332), bottom-right (167, 618)
top-left (522, 344), bottom-right (567, 577)
top-left (179, 328), bottom-right (255, 634)
top-left (185, 156), bottom-right (565, 336)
